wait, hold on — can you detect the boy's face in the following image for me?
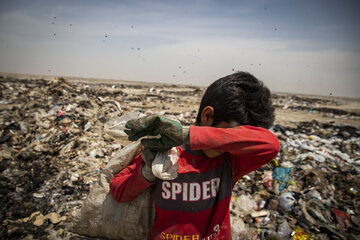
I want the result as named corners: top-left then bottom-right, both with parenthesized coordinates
top-left (202, 121), bottom-right (236, 158)
top-left (200, 105), bottom-right (240, 158)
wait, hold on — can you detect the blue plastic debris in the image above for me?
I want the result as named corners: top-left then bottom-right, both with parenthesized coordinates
top-left (273, 167), bottom-right (292, 193)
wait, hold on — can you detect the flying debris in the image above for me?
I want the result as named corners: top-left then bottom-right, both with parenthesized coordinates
top-left (105, 34), bottom-right (108, 38)
top-left (52, 22), bottom-right (54, 24)
top-left (274, 28), bottom-right (278, 31)
top-left (232, 68), bottom-right (235, 72)
top-left (131, 26), bottom-right (134, 29)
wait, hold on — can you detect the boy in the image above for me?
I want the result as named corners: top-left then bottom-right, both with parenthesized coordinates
top-left (110, 72), bottom-right (280, 239)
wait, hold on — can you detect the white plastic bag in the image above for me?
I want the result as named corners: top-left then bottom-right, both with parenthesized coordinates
top-left (278, 192), bottom-right (296, 212)
top-left (152, 147), bottom-right (179, 180)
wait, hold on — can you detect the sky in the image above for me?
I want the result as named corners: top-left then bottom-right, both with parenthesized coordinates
top-left (0, 0), bottom-right (359, 98)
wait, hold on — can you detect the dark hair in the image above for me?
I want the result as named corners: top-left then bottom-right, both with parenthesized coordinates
top-left (195, 71), bottom-right (275, 129)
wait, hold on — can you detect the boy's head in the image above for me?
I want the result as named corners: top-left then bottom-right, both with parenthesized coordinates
top-left (195, 71), bottom-right (275, 129)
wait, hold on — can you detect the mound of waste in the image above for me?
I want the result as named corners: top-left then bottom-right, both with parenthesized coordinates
top-left (0, 76), bottom-right (359, 239)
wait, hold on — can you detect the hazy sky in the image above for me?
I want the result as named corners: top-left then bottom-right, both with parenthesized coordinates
top-left (0, 0), bottom-right (359, 98)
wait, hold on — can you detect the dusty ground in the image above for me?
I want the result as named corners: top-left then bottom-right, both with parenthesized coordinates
top-left (276, 108), bottom-right (360, 128)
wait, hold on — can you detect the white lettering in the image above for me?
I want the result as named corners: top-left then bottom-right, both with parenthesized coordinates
top-left (211, 178), bottom-right (220, 197)
top-left (202, 181), bottom-right (211, 200)
top-left (213, 224), bottom-right (220, 233)
top-left (162, 178), bottom-right (221, 202)
top-left (172, 182), bottom-right (182, 200)
top-left (183, 183), bottom-right (188, 201)
top-left (202, 224), bottom-right (220, 240)
top-left (162, 181), bottom-right (171, 199)
top-left (189, 183), bottom-right (201, 201)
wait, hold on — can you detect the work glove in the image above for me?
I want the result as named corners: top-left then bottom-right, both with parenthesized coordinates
top-left (140, 147), bottom-right (157, 182)
top-left (124, 115), bottom-right (189, 150)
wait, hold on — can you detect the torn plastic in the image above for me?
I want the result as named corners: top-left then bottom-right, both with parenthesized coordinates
top-left (272, 167), bottom-right (292, 193)
top-left (278, 192), bottom-right (296, 212)
top-left (152, 147), bottom-right (179, 180)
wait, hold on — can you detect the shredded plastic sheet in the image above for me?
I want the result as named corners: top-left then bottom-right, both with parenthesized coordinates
top-left (273, 167), bottom-right (292, 193)
top-left (152, 147), bottom-right (179, 180)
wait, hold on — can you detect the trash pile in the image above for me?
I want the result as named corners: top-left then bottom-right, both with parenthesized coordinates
top-left (0, 76), bottom-right (201, 239)
top-left (272, 94), bottom-right (360, 120)
top-left (0, 76), bottom-right (359, 239)
top-left (231, 120), bottom-right (360, 239)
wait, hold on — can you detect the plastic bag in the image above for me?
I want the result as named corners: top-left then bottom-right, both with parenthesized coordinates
top-left (231, 217), bottom-right (247, 240)
top-left (71, 141), bottom-right (155, 240)
top-left (233, 195), bottom-right (257, 213)
top-left (278, 192), bottom-right (296, 212)
top-left (273, 167), bottom-right (292, 193)
top-left (104, 112), bottom-right (145, 138)
top-left (262, 171), bottom-right (273, 190)
top-left (152, 147), bottom-right (179, 180)
top-left (277, 220), bottom-right (292, 238)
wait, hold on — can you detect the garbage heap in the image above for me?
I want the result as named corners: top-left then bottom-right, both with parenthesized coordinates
top-left (231, 120), bottom-right (360, 239)
top-left (272, 93), bottom-right (360, 120)
top-left (0, 76), bottom-right (359, 239)
top-left (0, 76), bottom-right (202, 239)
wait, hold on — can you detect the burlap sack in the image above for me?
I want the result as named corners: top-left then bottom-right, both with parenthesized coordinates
top-left (71, 141), bottom-right (156, 240)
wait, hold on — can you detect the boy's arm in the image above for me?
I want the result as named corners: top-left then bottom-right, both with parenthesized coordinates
top-left (190, 125), bottom-right (280, 179)
top-left (109, 154), bottom-right (155, 203)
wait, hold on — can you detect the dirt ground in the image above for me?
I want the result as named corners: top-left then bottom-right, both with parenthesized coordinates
top-left (275, 108), bottom-right (360, 128)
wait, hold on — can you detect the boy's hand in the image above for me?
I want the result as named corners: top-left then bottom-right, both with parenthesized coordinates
top-left (125, 115), bottom-right (189, 149)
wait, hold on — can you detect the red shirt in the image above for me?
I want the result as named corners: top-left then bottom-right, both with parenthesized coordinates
top-left (110, 125), bottom-right (280, 240)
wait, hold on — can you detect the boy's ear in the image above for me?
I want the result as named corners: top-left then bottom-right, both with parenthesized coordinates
top-left (201, 106), bottom-right (214, 126)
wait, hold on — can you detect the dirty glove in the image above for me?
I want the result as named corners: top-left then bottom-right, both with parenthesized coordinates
top-left (125, 115), bottom-right (189, 149)
top-left (141, 147), bottom-right (157, 182)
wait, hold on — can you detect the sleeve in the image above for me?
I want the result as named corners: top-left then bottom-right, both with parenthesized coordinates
top-left (109, 153), bottom-right (155, 203)
top-left (189, 125), bottom-right (280, 181)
